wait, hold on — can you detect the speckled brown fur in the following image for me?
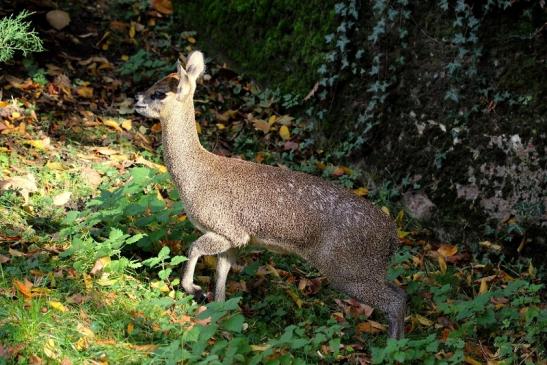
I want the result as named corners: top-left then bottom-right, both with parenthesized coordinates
top-left (135, 51), bottom-right (407, 339)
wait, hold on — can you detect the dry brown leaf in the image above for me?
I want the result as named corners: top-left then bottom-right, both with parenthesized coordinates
top-left (356, 320), bottom-right (386, 334)
top-left (52, 191), bottom-right (72, 206)
top-left (479, 277), bottom-right (488, 295)
top-left (25, 138), bottom-right (51, 150)
top-left (13, 278), bottom-right (32, 298)
top-left (81, 167), bottom-right (102, 189)
top-left (121, 119), bottom-right (132, 131)
top-left (76, 86), bottom-right (93, 98)
top-left (414, 314), bottom-right (433, 327)
top-left (437, 244), bottom-right (458, 257)
top-left (9, 248), bottom-right (25, 257)
top-left (151, 0), bottom-right (173, 14)
top-left (151, 123), bottom-right (162, 133)
top-left (438, 255), bottom-right (447, 274)
top-left (253, 119), bottom-right (270, 133)
top-left (90, 257), bottom-right (111, 275)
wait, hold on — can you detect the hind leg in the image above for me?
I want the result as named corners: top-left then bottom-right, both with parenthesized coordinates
top-left (331, 278), bottom-right (407, 339)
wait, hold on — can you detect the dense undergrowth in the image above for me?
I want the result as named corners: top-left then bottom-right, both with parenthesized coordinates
top-left (0, 1), bottom-right (545, 364)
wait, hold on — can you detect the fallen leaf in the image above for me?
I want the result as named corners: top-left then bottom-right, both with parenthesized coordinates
top-left (253, 119), bottom-right (270, 133)
top-left (127, 322), bottom-right (134, 335)
top-left (130, 344), bottom-right (158, 352)
top-left (43, 339), bottom-right (59, 359)
top-left (479, 277), bottom-right (488, 295)
top-left (0, 254), bottom-right (10, 263)
top-left (438, 255), bottom-right (447, 273)
top-left (353, 187), bottom-right (368, 197)
top-left (25, 138), bottom-right (51, 150)
top-left (464, 355), bottom-right (482, 365)
top-left (279, 125), bottom-right (291, 140)
top-left (135, 156), bottom-right (167, 173)
top-left (52, 191), bottom-right (72, 206)
top-left (102, 118), bottom-right (123, 132)
top-left (151, 123), bottom-right (162, 133)
top-left (46, 10), bottom-right (70, 30)
top-left (13, 278), bottom-right (33, 299)
top-left (356, 320), bottom-right (386, 334)
top-left (437, 244), bottom-right (458, 257)
top-left (414, 314), bottom-right (433, 326)
top-left (46, 162), bottom-right (66, 171)
top-left (76, 86), bottom-right (93, 98)
top-left (90, 256), bottom-right (111, 275)
top-left (81, 167), bottom-right (102, 189)
top-left (48, 301), bottom-right (68, 312)
top-left (121, 119), bottom-right (132, 131)
top-left (77, 323), bottom-right (94, 338)
top-left (9, 248), bottom-right (25, 257)
top-left (151, 0), bottom-right (173, 15)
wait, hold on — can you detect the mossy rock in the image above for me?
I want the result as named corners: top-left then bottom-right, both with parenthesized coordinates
top-left (175, 0), bottom-right (337, 95)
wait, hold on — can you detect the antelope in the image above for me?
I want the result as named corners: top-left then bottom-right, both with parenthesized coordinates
top-left (135, 51), bottom-right (406, 338)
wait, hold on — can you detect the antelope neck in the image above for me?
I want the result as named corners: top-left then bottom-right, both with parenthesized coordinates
top-left (159, 99), bottom-right (209, 183)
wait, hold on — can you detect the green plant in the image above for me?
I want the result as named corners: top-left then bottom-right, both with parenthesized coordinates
top-left (0, 10), bottom-right (44, 63)
top-left (118, 49), bottom-right (172, 83)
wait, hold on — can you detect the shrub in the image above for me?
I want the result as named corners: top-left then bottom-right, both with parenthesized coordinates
top-left (0, 10), bottom-right (44, 63)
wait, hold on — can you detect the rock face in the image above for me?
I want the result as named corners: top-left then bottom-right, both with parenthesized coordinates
top-left (402, 192), bottom-right (436, 222)
top-left (175, 1), bottom-right (546, 246)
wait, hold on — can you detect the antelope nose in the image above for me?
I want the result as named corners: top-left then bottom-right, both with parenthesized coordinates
top-left (134, 94), bottom-right (145, 108)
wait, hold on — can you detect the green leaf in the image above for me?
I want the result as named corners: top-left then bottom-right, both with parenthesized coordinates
top-left (222, 314), bottom-right (245, 333)
top-left (170, 255), bottom-right (188, 266)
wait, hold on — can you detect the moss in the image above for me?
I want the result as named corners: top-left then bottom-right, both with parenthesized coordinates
top-left (174, 0), bottom-right (337, 95)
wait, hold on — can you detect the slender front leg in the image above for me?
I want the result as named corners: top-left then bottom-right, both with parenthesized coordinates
top-left (182, 232), bottom-right (232, 296)
top-left (214, 248), bottom-right (236, 301)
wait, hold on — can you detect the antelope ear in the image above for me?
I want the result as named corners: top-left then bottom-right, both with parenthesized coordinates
top-left (176, 59), bottom-right (191, 99)
top-left (185, 51), bottom-right (205, 80)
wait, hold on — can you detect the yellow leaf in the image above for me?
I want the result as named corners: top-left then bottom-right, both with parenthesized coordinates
top-left (195, 122), bottom-right (201, 134)
top-left (397, 229), bottom-right (410, 239)
top-left (121, 54), bottom-right (129, 61)
top-left (96, 273), bottom-right (117, 286)
top-left (43, 338), bottom-right (59, 359)
top-left (121, 119), bottom-right (132, 131)
top-left (353, 187), bottom-right (368, 197)
top-left (25, 138), bottom-right (51, 150)
top-left (83, 273), bottom-right (93, 291)
top-left (9, 248), bottom-right (25, 257)
top-left (151, 281), bottom-right (169, 292)
top-left (279, 125), bottom-right (290, 140)
top-left (76, 86), bottom-right (93, 98)
top-left (216, 123), bottom-right (225, 130)
top-left (127, 322), bottom-right (134, 335)
top-left (396, 209), bottom-right (405, 227)
top-left (187, 36), bottom-right (196, 44)
top-left (46, 162), bottom-right (65, 170)
top-left (102, 118), bottom-right (123, 132)
top-left (129, 22), bottom-right (136, 38)
top-left (75, 337), bottom-right (89, 350)
top-left (437, 244), bottom-right (458, 257)
top-left (77, 323), bottom-right (94, 338)
top-left (286, 287), bottom-right (303, 308)
top-left (464, 355), bottom-right (482, 365)
top-left (48, 301), bottom-right (68, 312)
top-left (11, 111), bottom-right (21, 119)
top-left (479, 277), bottom-right (488, 294)
top-left (268, 115), bottom-right (277, 125)
top-left (381, 206), bottom-right (390, 216)
top-left (414, 314), bottom-right (433, 327)
top-left (251, 344), bottom-right (271, 352)
top-left (438, 255), bottom-right (447, 274)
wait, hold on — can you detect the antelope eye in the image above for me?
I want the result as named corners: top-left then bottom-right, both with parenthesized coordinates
top-left (151, 90), bottom-right (167, 100)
